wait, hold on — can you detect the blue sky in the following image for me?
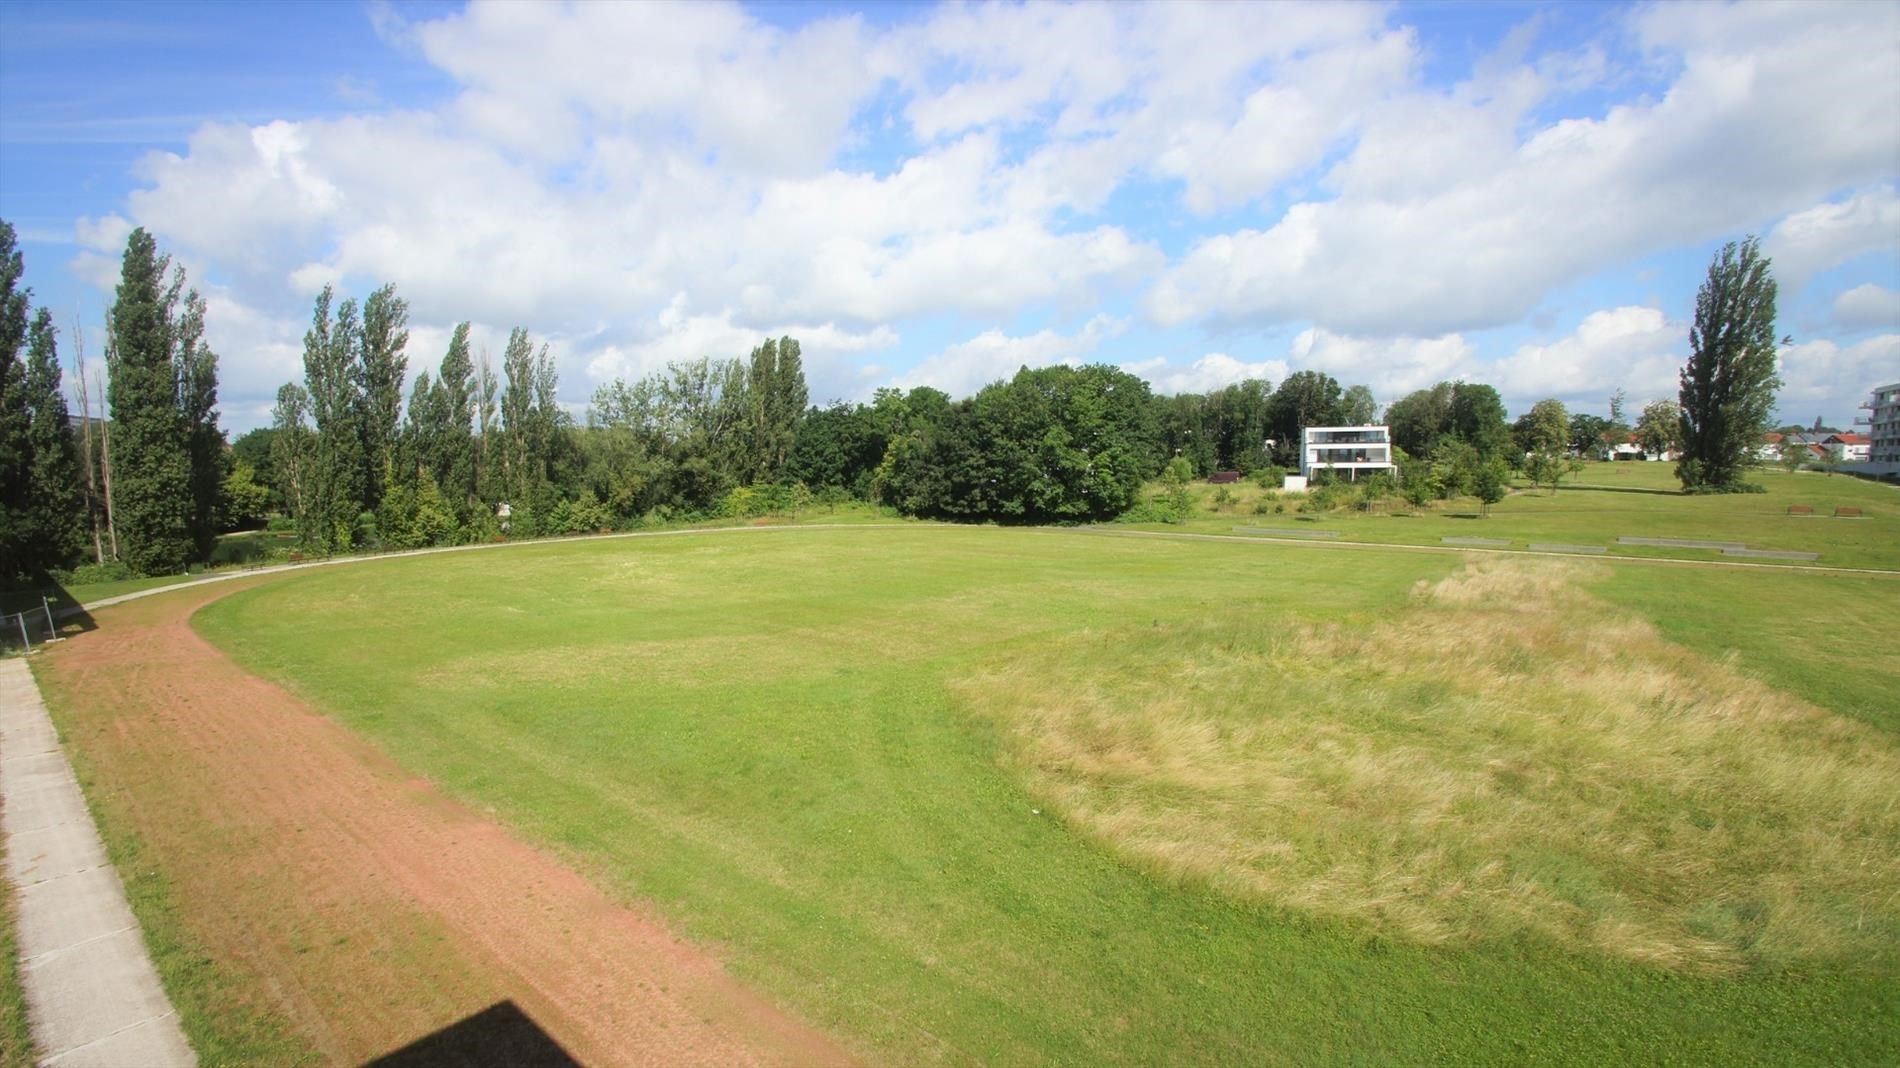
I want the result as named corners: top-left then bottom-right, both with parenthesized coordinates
top-left (1, 0), bottom-right (1895, 433)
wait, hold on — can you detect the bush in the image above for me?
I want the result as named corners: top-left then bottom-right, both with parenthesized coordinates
top-left (1681, 482), bottom-right (1768, 495)
top-left (1211, 487), bottom-right (1236, 510)
top-left (1252, 465), bottom-right (1289, 489)
top-left (1119, 493), bottom-right (1190, 525)
top-left (62, 560), bottom-right (137, 585)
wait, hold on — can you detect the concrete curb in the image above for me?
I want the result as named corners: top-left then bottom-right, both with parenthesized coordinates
top-left (0, 659), bottom-right (195, 1067)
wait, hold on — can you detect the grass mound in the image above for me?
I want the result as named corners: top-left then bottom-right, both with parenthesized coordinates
top-left (957, 558), bottom-right (1900, 974)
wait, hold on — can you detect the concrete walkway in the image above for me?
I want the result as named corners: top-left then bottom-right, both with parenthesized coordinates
top-left (0, 658), bottom-right (194, 1067)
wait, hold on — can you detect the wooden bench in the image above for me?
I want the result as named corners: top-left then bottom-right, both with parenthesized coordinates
top-left (1788, 504), bottom-right (1814, 516)
top-left (1209, 470), bottom-right (1241, 484)
top-left (1836, 506), bottom-right (1862, 518)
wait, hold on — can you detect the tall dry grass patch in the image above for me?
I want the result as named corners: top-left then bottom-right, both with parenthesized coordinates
top-left (954, 558), bottom-right (1900, 974)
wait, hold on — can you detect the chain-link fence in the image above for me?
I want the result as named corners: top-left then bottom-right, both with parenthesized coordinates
top-left (0, 599), bottom-right (60, 652)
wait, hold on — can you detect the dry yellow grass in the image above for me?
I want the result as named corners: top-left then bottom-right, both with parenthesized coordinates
top-left (954, 558), bottom-right (1900, 974)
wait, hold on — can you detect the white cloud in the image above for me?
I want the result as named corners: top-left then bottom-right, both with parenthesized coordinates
top-left (1487, 306), bottom-right (1685, 410)
top-left (579, 297), bottom-right (897, 396)
top-left (1287, 328), bottom-right (1477, 402)
top-left (62, 0), bottom-right (1900, 432)
top-left (1148, 1), bottom-right (1900, 335)
top-left (1833, 283), bottom-right (1900, 330)
top-left (1776, 334), bottom-right (1900, 422)
top-left (1766, 186), bottom-right (1900, 290)
top-left (1122, 353), bottom-right (1290, 396)
top-left (899, 316), bottom-right (1124, 397)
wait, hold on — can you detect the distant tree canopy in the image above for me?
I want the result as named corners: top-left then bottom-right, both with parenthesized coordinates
top-left (1385, 380), bottom-right (1510, 463)
top-left (879, 364), bottom-right (1160, 522)
top-left (4, 207), bottom-right (1819, 582)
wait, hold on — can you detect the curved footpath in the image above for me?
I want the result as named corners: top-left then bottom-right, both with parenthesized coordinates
top-left (0, 658), bottom-right (195, 1067)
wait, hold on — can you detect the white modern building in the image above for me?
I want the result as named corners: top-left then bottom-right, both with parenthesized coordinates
top-left (1300, 426), bottom-right (1397, 481)
top-left (1866, 382), bottom-right (1900, 464)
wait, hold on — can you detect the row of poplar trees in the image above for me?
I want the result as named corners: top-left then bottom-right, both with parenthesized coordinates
top-left (268, 286), bottom-right (570, 552)
top-left (1, 222), bottom-right (223, 585)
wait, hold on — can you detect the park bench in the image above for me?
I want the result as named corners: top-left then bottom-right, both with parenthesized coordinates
top-left (1835, 506), bottom-right (1862, 518)
top-left (1209, 470), bottom-right (1241, 484)
top-left (1787, 504), bottom-right (1813, 516)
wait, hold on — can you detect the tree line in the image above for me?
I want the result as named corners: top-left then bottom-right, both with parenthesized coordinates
top-left (2, 222), bottom-right (227, 586)
top-left (2, 222), bottom-right (1784, 588)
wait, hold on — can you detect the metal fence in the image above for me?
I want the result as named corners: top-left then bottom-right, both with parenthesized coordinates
top-left (0, 599), bottom-right (60, 652)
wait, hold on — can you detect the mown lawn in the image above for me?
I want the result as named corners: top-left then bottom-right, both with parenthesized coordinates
top-left (1161, 462), bottom-right (1900, 570)
top-left (190, 526), bottom-right (1900, 1065)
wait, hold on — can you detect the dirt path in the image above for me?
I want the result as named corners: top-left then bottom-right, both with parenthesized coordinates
top-left (37, 582), bottom-right (855, 1066)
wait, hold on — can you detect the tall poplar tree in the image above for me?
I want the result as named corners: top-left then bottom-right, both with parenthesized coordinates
top-left (743, 335), bottom-right (807, 484)
top-left (25, 310), bottom-right (86, 571)
top-left (0, 222), bottom-right (32, 581)
top-left (174, 289), bottom-right (223, 562)
top-left (270, 383), bottom-right (316, 544)
top-left (1678, 236), bottom-right (1782, 492)
top-left (435, 322), bottom-right (476, 515)
top-left (106, 228), bottom-right (192, 575)
top-left (358, 283), bottom-right (409, 511)
top-left (302, 286), bottom-right (366, 550)
top-left (499, 327), bottom-right (538, 502)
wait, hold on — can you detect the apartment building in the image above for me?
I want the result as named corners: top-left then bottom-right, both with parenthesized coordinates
top-left (1300, 426), bottom-right (1397, 481)
top-left (1865, 382), bottom-right (1900, 464)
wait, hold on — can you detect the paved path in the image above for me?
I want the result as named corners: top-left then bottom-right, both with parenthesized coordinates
top-left (0, 658), bottom-right (195, 1067)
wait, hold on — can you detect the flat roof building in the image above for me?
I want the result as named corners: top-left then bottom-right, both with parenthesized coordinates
top-left (1866, 382), bottom-right (1900, 464)
top-left (1300, 426), bottom-right (1397, 481)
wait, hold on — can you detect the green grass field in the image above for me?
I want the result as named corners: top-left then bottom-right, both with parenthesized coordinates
top-left (190, 524), bottom-right (1900, 1064)
top-left (1160, 462), bottom-right (1900, 570)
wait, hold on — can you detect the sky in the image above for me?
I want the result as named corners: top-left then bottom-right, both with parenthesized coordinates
top-left (1, 0), bottom-right (1896, 435)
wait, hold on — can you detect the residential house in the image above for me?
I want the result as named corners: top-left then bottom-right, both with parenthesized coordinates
top-left (1823, 432), bottom-right (1870, 463)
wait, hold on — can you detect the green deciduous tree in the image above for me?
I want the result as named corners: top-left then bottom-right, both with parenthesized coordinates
top-left (1677, 236), bottom-right (1782, 492)
top-left (1474, 456), bottom-right (1510, 516)
top-left (219, 460), bottom-right (272, 530)
top-left (106, 228), bottom-right (193, 575)
top-left (1265, 371), bottom-right (1344, 466)
top-left (1340, 384), bottom-right (1378, 426)
top-left (302, 286), bottom-right (366, 551)
top-left (358, 284), bottom-right (409, 512)
top-left (1384, 381), bottom-right (1455, 457)
top-left (743, 335), bottom-right (807, 484)
top-left (0, 222), bottom-right (36, 581)
top-left (1637, 399), bottom-right (1683, 459)
top-left (1569, 413), bottom-right (1611, 460)
top-left (270, 383), bottom-right (316, 542)
top-left (1515, 398), bottom-right (1569, 492)
top-left (25, 310), bottom-right (86, 571)
top-left (173, 289), bottom-right (223, 562)
top-left (434, 323), bottom-right (476, 517)
top-left (1448, 382), bottom-right (1510, 461)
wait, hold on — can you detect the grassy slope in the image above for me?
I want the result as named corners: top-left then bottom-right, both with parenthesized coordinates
top-left (1162, 463), bottom-right (1900, 570)
top-left (194, 527), bottom-right (1898, 1065)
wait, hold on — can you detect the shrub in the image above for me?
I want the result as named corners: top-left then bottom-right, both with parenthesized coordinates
top-left (62, 560), bottom-right (137, 585)
top-left (1252, 465), bottom-right (1289, 489)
